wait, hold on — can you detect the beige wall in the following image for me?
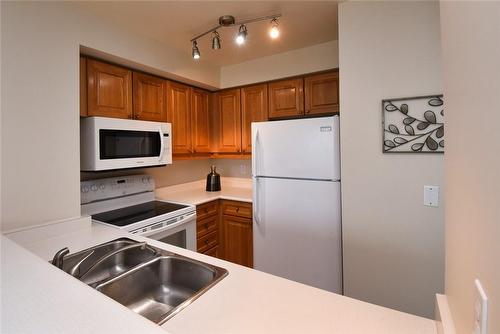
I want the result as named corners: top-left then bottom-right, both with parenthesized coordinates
top-left (0, 2), bottom-right (219, 232)
top-left (339, 2), bottom-right (444, 318)
top-left (440, 2), bottom-right (500, 333)
top-left (220, 40), bottom-right (338, 88)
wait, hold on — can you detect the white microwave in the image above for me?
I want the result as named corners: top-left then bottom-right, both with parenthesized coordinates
top-left (80, 117), bottom-right (172, 171)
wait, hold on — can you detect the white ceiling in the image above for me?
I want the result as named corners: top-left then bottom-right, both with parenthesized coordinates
top-left (76, 1), bottom-right (339, 67)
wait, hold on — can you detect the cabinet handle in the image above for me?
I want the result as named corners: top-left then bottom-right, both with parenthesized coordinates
top-left (134, 114), bottom-right (139, 119)
top-left (204, 208), bottom-right (208, 213)
top-left (236, 207), bottom-right (240, 213)
top-left (205, 240), bottom-right (209, 245)
top-left (204, 223), bottom-right (208, 229)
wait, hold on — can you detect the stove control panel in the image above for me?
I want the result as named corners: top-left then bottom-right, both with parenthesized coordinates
top-left (81, 175), bottom-right (155, 204)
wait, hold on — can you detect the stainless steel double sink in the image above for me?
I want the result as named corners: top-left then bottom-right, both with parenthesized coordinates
top-left (57, 238), bottom-right (227, 324)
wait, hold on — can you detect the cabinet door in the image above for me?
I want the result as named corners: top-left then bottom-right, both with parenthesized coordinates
top-left (80, 57), bottom-right (87, 117)
top-left (214, 89), bottom-right (241, 153)
top-left (268, 78), bottom-right (304, 119)
top-left (241, 84), bottom-right (268, 153)
top-left (133, 72), bottom-right (167, 122)
top-left (222, 215), bottom-right (253, 268)
top-left (87, 59), bottom-right (132, 119)
top-left (304, 71), bottom-right (339, 115)
top-left (191, 88), bottom-right (211, 153)
top-left (166, 81), bottom-right (192, 154)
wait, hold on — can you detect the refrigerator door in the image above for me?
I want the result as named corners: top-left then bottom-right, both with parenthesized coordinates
top-left (253, 176), bottom-right (342, 293)
top-left (252, 116), bottom-right (340, 180)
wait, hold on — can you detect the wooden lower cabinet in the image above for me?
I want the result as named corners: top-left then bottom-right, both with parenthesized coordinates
top-left (195, 199), bottom-right (253, 268)
top-left (221, 215), bottom-right (253, 268)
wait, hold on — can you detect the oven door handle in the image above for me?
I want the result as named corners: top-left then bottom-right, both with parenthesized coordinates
top-left (134, 212), bottom-right (196, 237)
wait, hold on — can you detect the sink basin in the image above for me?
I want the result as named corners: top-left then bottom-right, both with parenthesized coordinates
top-left (60, 238), bottom-right (157, 286)
top-left (96, 255), bottom-right (226, 324)
top-left (55, 238), bottom-right (228, 323)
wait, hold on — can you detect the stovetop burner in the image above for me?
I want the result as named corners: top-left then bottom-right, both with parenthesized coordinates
top-left (92, 201), bottom-right (189, 227)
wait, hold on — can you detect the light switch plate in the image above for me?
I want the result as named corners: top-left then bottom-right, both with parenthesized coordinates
top-left (473, 279), bottom-right (488, 334)
top-left (424, 185), bottom-right (439, 207)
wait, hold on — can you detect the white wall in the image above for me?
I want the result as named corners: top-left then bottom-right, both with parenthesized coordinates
top-left (220, 40), bottom-right (338, 88)
top-left (0, 2), bottom-right (219, 232)
top-left (339, 2), bottom-right (444, 318)
top-left (440, 2), bottom-right (500, 333)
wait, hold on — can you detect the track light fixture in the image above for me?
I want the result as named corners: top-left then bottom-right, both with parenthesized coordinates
top-left (192, 40), bottom-right (200, 59)
top-left (212, 30), bottom-right (221, 50)
top-left (190, 14), bottom-right (281, 59)
top-left (235, 25), bottom-right (247, 45)
top-left (269, 18), bottom-right (280, 39)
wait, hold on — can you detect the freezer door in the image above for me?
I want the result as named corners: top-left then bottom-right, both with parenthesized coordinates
top-left (253, 176), bottom-right (342, 293)
top-left (252, 116), bottom-right (340, 180)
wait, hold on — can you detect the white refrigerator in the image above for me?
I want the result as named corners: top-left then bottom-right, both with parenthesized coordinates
top-left (252, 116), bottom-right (342, 293)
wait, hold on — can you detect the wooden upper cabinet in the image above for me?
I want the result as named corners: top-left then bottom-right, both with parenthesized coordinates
top-left (133, 72), bottom-right (167, 122)
top-left (166, 81), bottom-right (192, 154)
top-left (191, 88), bottom-right (211, 153)
top-left (304, 70), bottom-right (339, 115)
top-left (87, 59), bottom-right (132, 119)
top-left (268, 78), bottom-right (304, 119)
top-left (241, 84), bottom-right (268, 153)
top-left (214, 89), bottom-right (241, 153)
top-left (80, 57), bottom-right (87, 117)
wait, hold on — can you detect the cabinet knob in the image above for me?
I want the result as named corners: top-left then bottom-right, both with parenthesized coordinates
top-left (204, 208), bottom-right (208, 213)
top-left (305, 109), bottom-right (310, 114)
top-left (204, 223), bottom-right (209, 229)
top-left (134, 114), bottom-right (139, 119)
top-left (205, 240), bottom-right (209, 245)
top-left (236, 207), bottom-right (240, 212)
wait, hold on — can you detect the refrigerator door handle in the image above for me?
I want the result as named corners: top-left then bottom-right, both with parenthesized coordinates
top-left (254, 130), bottom-right (260, 176)
top-left (253, 177), bottom-right (261, 225)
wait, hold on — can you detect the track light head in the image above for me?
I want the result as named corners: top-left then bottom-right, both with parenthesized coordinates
top-left (269, 18), bottom-right (280, 39)
top-left (236, 25), bottom-right (247, 45)
top-left (212, 31), bottom-right (221, 50)
top-left (192, 40), bottom-right (200, 59)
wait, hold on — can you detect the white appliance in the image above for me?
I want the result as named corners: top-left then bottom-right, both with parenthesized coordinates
top-left (80, 117), bottom-right (172, 171)
top-left (81, 175), bottom-right (196, 251)
top-left (252, 116), bottom-right (342, 293)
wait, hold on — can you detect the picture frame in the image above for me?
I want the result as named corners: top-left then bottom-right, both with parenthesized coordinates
top-left (382, 94), bottom-right (444, 153)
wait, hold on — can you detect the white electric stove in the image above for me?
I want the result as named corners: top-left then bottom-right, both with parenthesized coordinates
top-left (81, 175), bottom-right (196, 251)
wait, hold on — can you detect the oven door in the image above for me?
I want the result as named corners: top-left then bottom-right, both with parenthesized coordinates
top-left (139, 214), bottom-right (197, 251)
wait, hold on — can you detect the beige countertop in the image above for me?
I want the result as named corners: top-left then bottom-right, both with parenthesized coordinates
top-left (155, 177), bottom-right (252, 205)
top-left (3, 215), bottom-right (437, 334)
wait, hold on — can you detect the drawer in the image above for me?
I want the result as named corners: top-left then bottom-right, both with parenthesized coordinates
top-left (196, 200), bottom-right (218, 220)
top-left (197, 230), bottom-right (218, 253)
top-left (221, 200), bottom-right (252, 219)
top-left (196, 215), bottom-right (218, 238)
top-left (202, 245), bottom-right (219, 258)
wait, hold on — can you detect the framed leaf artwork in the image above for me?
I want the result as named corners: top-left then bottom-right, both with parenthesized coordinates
top-left (382, 95), bottom-right (444, 153)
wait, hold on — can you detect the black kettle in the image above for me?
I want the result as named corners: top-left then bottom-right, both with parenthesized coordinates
top-left (206, 165), bottom-right (221, 192)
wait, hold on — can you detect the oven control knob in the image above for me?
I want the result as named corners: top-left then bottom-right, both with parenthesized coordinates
top-left (142, 177), bottom-right (149, 184)
top-left (81, 185), bottom-right (89, 193)
top-left (91, 185), bottom-right (98, 191)
top-left (99, 184), bottom-right (105, 191)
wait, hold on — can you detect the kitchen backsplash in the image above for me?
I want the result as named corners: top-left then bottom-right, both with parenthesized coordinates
top-left (80, 159), bottom-right (252, 188)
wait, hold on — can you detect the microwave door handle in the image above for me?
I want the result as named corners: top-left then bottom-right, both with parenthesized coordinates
top-left (158, 128), bottom-right (165, 161)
